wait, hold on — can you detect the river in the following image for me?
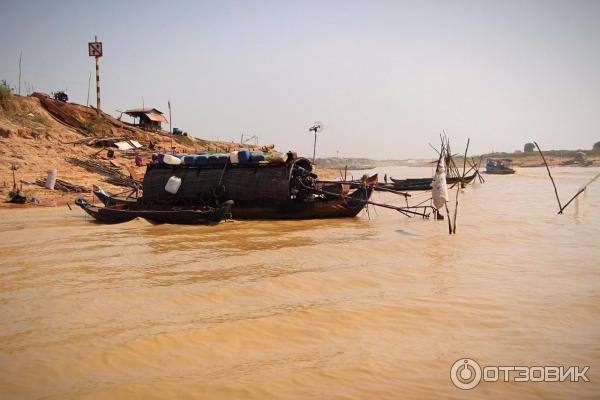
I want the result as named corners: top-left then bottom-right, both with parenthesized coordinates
top-left (1, 166), bottom-right (599, 399)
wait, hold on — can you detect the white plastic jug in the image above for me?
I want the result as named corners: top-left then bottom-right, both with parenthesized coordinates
top-left (163, 154), bottom-right (182, 165)
top-left (165, 176), bottom-right (182, 194)
top-left (45, 169), bottom-right (57, 190)
top-left (229, 151), bottom-right (239, 164)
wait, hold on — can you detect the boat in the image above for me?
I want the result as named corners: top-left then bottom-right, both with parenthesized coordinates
top-left (386, 172), bottom-right (477, 191)
top-left (485, 158), bottom-right (515, 174)
top-left (140, 155), bottom-right (375, 219)
top-left (75, 198), bottom-right (233, 224)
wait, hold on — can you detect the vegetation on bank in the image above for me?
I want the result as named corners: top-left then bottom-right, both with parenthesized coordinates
top-left (0, 80), bottom-right (11, 107)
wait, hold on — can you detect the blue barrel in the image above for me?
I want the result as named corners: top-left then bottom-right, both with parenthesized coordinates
top-left (208, 155), bottom-right (219, 164)
top-left (238, 148), bottom-right (250, 163)
top-left (183, 155), bottom-right (196, 165)
top-left (218, 154), bottom-right (230, 164)
top-left (250, 151), bottom-right (265, 162)
top-left (195, 155), bottom-right (208, 165)
top-left (157, 153), bottom-right (165, 163)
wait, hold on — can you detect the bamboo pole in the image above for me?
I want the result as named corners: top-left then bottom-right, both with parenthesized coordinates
top-left (558, 172), bottom-right (600, 214)
top-left (452, 138), bottom-right (469, 234)
top-left (534, 141), bottom-right (562, 212)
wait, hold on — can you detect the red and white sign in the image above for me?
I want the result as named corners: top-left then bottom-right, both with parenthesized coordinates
top-left (88, 42), bottom-right (103, 57)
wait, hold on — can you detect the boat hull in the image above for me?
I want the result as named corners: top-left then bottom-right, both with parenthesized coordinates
top-left (227, 186), bottom-right (373, 220)
top-left (484, 169), bottom-right (515, 175)
top-left (75, 199), bottom-right (232, 224)
top-left (386, 173), bottom-right (477, 191)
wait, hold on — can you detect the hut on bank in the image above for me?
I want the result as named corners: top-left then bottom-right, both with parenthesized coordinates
top-left (124, 108), bottom-right (168, 131)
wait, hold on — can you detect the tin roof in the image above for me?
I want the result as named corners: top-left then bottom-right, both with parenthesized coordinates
top-left (124, 108), bottom-right (168, 123)
top-left (125, 108), bottom-right (164, 115)
top-left (145, 113), bottom-right (168, 123)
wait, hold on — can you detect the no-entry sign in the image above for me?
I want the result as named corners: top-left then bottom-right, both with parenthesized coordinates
top-left (88, 42), bottom-right (103, 57)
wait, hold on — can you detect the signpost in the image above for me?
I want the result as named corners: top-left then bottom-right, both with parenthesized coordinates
top-left (88, 36), bottom-right (103, 116)
top-left (309, 122), bottom-right (322, 163)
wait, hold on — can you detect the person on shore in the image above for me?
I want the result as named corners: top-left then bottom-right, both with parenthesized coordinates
top-left (135, 153), bottom-right (143, 167)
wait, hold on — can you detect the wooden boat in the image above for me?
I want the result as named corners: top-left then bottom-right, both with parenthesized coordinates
top-left (140, 157), bottom-right (375, 220)
top-left (75, 198), bottom-right (233, 224)
top-left (485, 159), bottom-right (515, 174)
top-left (386, 172), bottom-right (477, 191)
top-left (230, 185), bottom-right (373, 220)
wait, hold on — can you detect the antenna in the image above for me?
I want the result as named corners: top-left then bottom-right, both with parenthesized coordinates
top-left (308, 121), bottom-right (323, 163)
top-left (18, 51), bottom-right (22, 96)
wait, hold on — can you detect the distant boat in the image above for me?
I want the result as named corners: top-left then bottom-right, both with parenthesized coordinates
top-left (385, 172), bottom-right (477, 191)
top-left (75, 198), bottom-right (233, 224)
top-left (485, 158), bottom-right (516, 174)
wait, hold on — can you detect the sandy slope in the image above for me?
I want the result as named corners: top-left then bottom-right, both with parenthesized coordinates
top-left (0, 94), bottom-right (340, 209)
top-left (0, 94), bottom-right (272, 208)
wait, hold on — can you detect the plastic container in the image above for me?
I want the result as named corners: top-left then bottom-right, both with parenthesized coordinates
top-left (195, 155), bottom-right (208, 165)
top-left (163, 154), bottom-right (182, 165)
top-left (229, 151), bottom-right (239, 164)
top-left (183, 155), bottom-right (197, 165)
top-left (218, 154), bottom-right (230, 164)
top-left (250, 151), bottom-right (265, 162)
top-left (45, 169), bottom-right (57, 190)
top-left (165, 176), bottom-right (182, 194)
top-left (237, 148), bottom-right (250, 163)
top-left (157, 153), bottom-right (165, 163)
top-left (208, 155), bottom-right (219, 164)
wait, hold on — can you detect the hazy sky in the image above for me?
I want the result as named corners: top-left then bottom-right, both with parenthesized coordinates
top-left (1, 0), bottom-right (599, 158)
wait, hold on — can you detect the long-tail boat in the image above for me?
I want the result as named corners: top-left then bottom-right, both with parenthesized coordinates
top-left (386, 172), bottom-right (477, 191)
top-left (75, 198), bottom-right (233, 224)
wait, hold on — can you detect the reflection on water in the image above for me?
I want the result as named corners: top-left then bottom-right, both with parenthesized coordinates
top-left (0, 166), bottom-right (599, 399)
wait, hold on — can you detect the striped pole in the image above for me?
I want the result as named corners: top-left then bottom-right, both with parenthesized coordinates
top-left (95, 56), bottom-right (100, 115)
top-left (95, 36), bottom-right (101, 116)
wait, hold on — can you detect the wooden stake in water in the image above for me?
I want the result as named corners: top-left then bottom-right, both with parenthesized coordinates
top-left (534, 141), bottom-right (562, 212)
top-left (452, 138), bottom-right (470, 234)
top-left (558, 173), bottom-right (600, 214)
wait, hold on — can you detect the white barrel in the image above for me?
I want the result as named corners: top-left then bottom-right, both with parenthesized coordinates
top-left (165, 176), bottom-right (182, 194)
top-left (163, 154), bottom-right (182, 165)
top-left (229, 151), bottom-right (239, 164)
top-left (45, 169), bottom-right (57, 190)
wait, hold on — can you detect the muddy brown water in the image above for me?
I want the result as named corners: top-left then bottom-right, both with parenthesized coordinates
top-left (1, 166), bottom-right (599, 399)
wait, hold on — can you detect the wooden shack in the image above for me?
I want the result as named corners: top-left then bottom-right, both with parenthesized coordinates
top-left (124, 108), bottom-right (168, 131)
